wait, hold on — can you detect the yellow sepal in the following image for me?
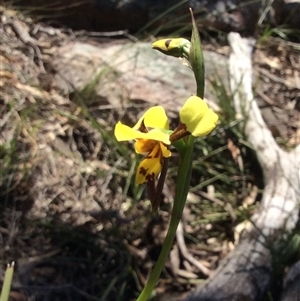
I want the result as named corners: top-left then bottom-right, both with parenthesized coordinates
top-left (180, 96), bottom-right (218, 137)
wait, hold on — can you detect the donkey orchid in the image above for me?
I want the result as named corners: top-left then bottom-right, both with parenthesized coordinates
top-left (115, 106), bottom-right (171, 184)
top-left (114, 96), bottom-right (218, 185)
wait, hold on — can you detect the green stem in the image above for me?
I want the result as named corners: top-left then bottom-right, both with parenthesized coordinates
top-left (136, 9), bottom-right (204, 301)
top-left (136, 136), bottom-right (195, 301)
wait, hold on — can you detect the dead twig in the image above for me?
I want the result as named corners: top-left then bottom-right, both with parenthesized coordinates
top-left (176, 221), bottom-right (211, 277)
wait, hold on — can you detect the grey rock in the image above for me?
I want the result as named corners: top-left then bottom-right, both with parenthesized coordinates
top-left (52, 41), bottom-right (228, 111)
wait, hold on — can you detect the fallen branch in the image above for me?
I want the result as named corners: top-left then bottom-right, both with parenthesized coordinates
top-left (185, 32), bottom-right (300, 301)
top-left (176, 221), bottom-right (211, 277)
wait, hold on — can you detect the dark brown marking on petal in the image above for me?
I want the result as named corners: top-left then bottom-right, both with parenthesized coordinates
top-left (139, 120), bottom-right (148, 133)
top-left (139, 166), bottom-right (147, 176)
top-left (145, 149), bottom-right (160, 159)
top-left (165, 39), bottom-right (172, 49)
top-left (153, 146), bottom-right (161, 158)
top-left (146, 172), bottom-right (156, 182)
top-left (145, 142), bottom-right (160, 159)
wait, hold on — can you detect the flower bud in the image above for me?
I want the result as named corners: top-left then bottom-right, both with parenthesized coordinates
top-left (152, 38), bottom-right (191, 59)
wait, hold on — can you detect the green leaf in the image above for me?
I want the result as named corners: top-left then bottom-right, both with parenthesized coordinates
top-left (189, 8), bottom-right (205, 98)
top-left (0, 262), bottom-right (14, 301)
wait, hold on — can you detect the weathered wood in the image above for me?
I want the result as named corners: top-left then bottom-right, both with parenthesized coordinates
top-left (185, 33), bottom-right (300, 301)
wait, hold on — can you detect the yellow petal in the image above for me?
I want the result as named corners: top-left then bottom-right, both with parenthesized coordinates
top-left (114, 121), bottom-right (138, 141)
top-left (115, 122), bottom-right (170, 143)
top-left (135, 139), bottom-right (157, 154)
top-left (180, 96), bottom-right (218, 136)
top-left (159, 142), bottom-right (171, 158)
top-left (135, 139), bottom-right (171, 157)
top-left (134, 106), bottom-right (169, 130)
top-left (135, 144), bottom-right (162, 184)
top-left (191, 110), bottom-right (219, 136)
top-left (144, 129), bottom-right (170, 145)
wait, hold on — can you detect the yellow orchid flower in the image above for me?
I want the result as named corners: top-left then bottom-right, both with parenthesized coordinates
top-left (114, 97), bottom-right (218, 185)
top-left (114, 106), bottom-right (171, 184)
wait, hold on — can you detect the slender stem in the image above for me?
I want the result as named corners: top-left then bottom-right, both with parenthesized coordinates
top-left (136, 136), bottom-right (194, 301)
top-left (136, 9), bottom-right (203, 301)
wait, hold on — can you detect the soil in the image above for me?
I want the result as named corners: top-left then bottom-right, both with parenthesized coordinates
top-left (0, 5), bottom-right (299, 301)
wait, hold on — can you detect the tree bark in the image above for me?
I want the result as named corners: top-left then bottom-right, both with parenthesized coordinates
top-left (185, 33), bottom-right (300, 301)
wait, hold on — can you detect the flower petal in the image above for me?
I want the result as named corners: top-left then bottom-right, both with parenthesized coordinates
top-left (135, 144), bottom-right (162, 184)
top-left (135, 139), bottom-right (157, 154)
top-left (180, 96), bottom-right (218, 136)
top-left (114, 121), bottom-right (139, 141)
top-left (144, 129), bottom-right (171, 145)
top-left (134, 106), bottom-right (169, 130)
top-left (115, 122), bottom-right (170, 143)
top-left (135, 139), bottom-right (171, 157)
top-left (159, 142), bottom-right (171, 158)
top-left (191, 111), bottom-right (219, 136)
